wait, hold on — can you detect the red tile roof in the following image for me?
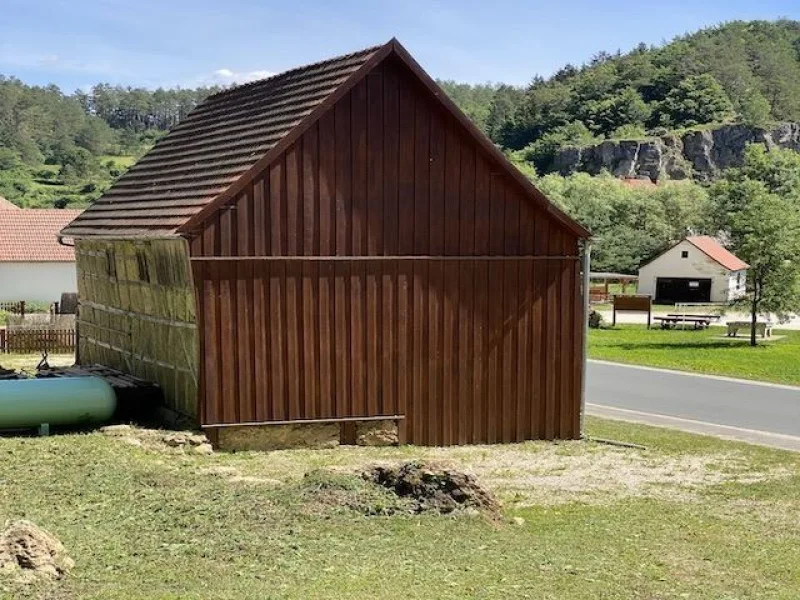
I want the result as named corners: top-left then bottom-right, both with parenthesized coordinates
top-left (0, 196), bottom-right (20, 210)
top-left (0, 209), bottom-right (83, 262)
top-left (686, 235), bottom-right (749, 271)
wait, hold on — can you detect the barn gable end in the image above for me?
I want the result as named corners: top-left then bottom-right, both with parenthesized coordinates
top-left (187, 53), bottom-right (586, 444)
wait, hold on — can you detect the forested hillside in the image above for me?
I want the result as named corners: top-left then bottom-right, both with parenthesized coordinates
top-left (0, 79), bottom-right (218, 208)
top-left (441, 19), bottom-right (800, 171)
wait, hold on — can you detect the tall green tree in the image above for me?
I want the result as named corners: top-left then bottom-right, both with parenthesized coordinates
top-left (712, 146), bottom-right (800, 345)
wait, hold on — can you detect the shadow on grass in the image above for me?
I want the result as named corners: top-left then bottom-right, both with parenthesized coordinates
top-left (609, 341), bottom-right (768, 351)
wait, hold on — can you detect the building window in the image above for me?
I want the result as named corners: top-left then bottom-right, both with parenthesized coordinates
top-left (738, 272), bottom-right (743, 286)
top-left (681, 250), bottom-right (689, 258)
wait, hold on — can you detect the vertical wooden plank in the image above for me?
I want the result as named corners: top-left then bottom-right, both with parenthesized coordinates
top-left (302, 125), bottom-right (319, 257)
top-left (270, 158), bottom-right (285, 256)
top-left (383, 63), bottom-right (400, 257)
top-left (319, 112), bottom-right (336, 256)
top-left (319, 261), bottom-right (334, 417)
top-left (533, 216), bottom-right (549, 439)
top-left (397, 81), bottom-right (414, 439)
top-left (428, 107), bottom-right (446, 445)
top-left (236, 190), bottom-right (254, 423)
top-left (366, 69), bottom-right (383, 416)
top-left (285, 260), bottom-right (302, 419)
top-left (444, 120), bottom-right (461, 256)
top-left (427, 259), bottom-right (442, 445)
top-left (366, 259), bottom-right (380, 416)
top-left (442, 260), bottom-right (458, 445)
top-left (318, 112), bottom-right (336, 418)
top-left (397, 78), bottom-right (415, 255)
top-left (517, 196), bottom-right (535, 441)
top-left (269, 261), bottom-right (287, 420)
top-left (218, 264), bottom-right (236, 423)
top-left (545, 228), bottom-right (561, 439)
top-left (351, 79), bottom-right (368, 257)
top-left (457, 260), bottom-right (474, 444)
top-left (334, 261), bottom-right (351, 416)
top-left (472, 154), bottom-right (490, 443)
top-left (560, 237), bottom-right (574, 438)
top-left (367, 68), bottom-right (384, 256)
top-left (302, 262), bottom-right (318, 418)
top-left (202, 262), bottom-right (219, 425)
top-left (253, 177), bottom-right (267, 255)
top-left (350, 260), bottom-right (365, 416)
top-left (473, 259), bottom-right (489, 443)
top-left (302, 125), bottom-right (319, 418)
top-left (286, 141), bottom-right (301, 256)
top-left (381, 260), bottom-right (396, 416)
top-left (413, 93), bottom-right (430, 255)
top-left (412, 262), bottom-right (427, 443)
top-left (253, 260), bottom-right (269, 421)
top-left (396, 260), bottom-right (412, 442)
top-left (501, 186), bottom-right (520, 443)
top-left (458, 145), bottom-right (476, 443)
top-left (252, 178), bottom-right (268, 421)
top-left (335, 93), bottom-right (351, 256)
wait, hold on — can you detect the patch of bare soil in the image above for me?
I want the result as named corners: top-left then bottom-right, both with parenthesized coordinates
top-left (438, 442), bottom-right (790, 505)
top-left (364, 461), bottom-right (501, 515)
top-left (100, 425), bottom-right (213, 455)
top-left (199, 465), bottom-right (283, 487)
top-left (0, 521), bottom-right (73, 582)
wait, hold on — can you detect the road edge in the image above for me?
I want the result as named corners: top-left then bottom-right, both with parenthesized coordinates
top-left (587, 403), bottom-right (800, 452)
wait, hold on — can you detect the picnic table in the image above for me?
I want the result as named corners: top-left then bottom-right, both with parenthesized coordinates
top-left (653, 315), bottom-right (716, 330)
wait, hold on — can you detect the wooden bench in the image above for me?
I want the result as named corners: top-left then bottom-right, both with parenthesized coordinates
top-left (726, 321), bottom-right (772, 338)
top-left (653, 315), bottom-right (713, 330)
top-left (667, 313), bottom-right (721, 322)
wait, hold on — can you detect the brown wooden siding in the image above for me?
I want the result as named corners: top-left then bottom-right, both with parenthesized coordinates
top-left (189, 56), bottom-right (583, 444)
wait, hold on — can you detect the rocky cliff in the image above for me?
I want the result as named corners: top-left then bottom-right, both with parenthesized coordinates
top-left (551, 123), bottom-right (800, 182)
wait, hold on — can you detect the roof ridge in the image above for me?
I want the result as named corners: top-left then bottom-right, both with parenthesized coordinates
top-left (201, 42), bottom-right (387, 104)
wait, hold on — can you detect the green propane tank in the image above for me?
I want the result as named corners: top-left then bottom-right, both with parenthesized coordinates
top-left (0, 377), bottom-right (117, 431)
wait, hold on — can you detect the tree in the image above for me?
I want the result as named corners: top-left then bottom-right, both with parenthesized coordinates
top-left (519, 121), bottom-right (598, 173)
top-left (712, 146), bottom-right (800, 345)
top-left (659, 74), bottom-right (734, 127)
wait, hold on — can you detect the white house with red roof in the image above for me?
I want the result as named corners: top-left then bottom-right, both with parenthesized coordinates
top-left (0, 207), bottom-right (82, 302)
top-left (637, 235), bottom-right (749, 304)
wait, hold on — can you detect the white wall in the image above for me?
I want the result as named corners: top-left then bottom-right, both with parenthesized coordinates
top-left (637, 240), bottom-right (743, 303)
top-left (0, 261), bottom-right (77, 303)
top-left (727, 269), bottom-right (748, 301)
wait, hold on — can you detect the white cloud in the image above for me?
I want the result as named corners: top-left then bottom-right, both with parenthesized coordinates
top-left (201, 68), bottom-right (275, 86)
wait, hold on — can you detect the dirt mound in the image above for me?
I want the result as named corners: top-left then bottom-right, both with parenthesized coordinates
top-left (365, 461), bottom-right (501, 515)
top-left (100, 425), bottom-right (213, 455)
top-left (0, 521), bottom-right (73, 581)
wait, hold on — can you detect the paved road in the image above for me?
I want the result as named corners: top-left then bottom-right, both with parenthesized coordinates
top-left (586, 360), bottom-right (800, 449)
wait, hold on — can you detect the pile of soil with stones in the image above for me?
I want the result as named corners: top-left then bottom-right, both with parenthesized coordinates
top-left (364, 461), bottom-right (501, 515)
top-left (100, 424), bottom-right (213, 455)
top-left (0, 521), bottom-right (73, 581)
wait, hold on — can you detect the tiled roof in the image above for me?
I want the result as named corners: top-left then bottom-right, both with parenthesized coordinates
top-left (62, 45), bottom-right (383, 237)
top-left (0, 209), bottom-right (83, 262)
top-left (686, 235), bottom-right (749, 271)
top-left (0, 196), bottom-right (20, 210)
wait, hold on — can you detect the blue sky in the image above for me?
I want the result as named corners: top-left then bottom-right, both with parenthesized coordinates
top-left (2, 0), bottom-right (799, 91)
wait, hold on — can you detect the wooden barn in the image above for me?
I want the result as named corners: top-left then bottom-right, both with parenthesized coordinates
top-left (61, 40), bottom-right (591, 448)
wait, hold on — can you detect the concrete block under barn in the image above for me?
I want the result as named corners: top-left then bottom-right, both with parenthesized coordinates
top-left (61, 39), bottom-right (591, 447)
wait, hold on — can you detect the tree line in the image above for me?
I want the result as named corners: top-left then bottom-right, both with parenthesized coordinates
top-left (440, 19), bottom-right (800, 172)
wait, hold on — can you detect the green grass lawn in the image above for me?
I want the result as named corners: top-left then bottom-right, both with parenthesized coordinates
top-left (589, 325), bottom-right (800, 386)
top-left (1, 418), bottom-right (799, 599)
